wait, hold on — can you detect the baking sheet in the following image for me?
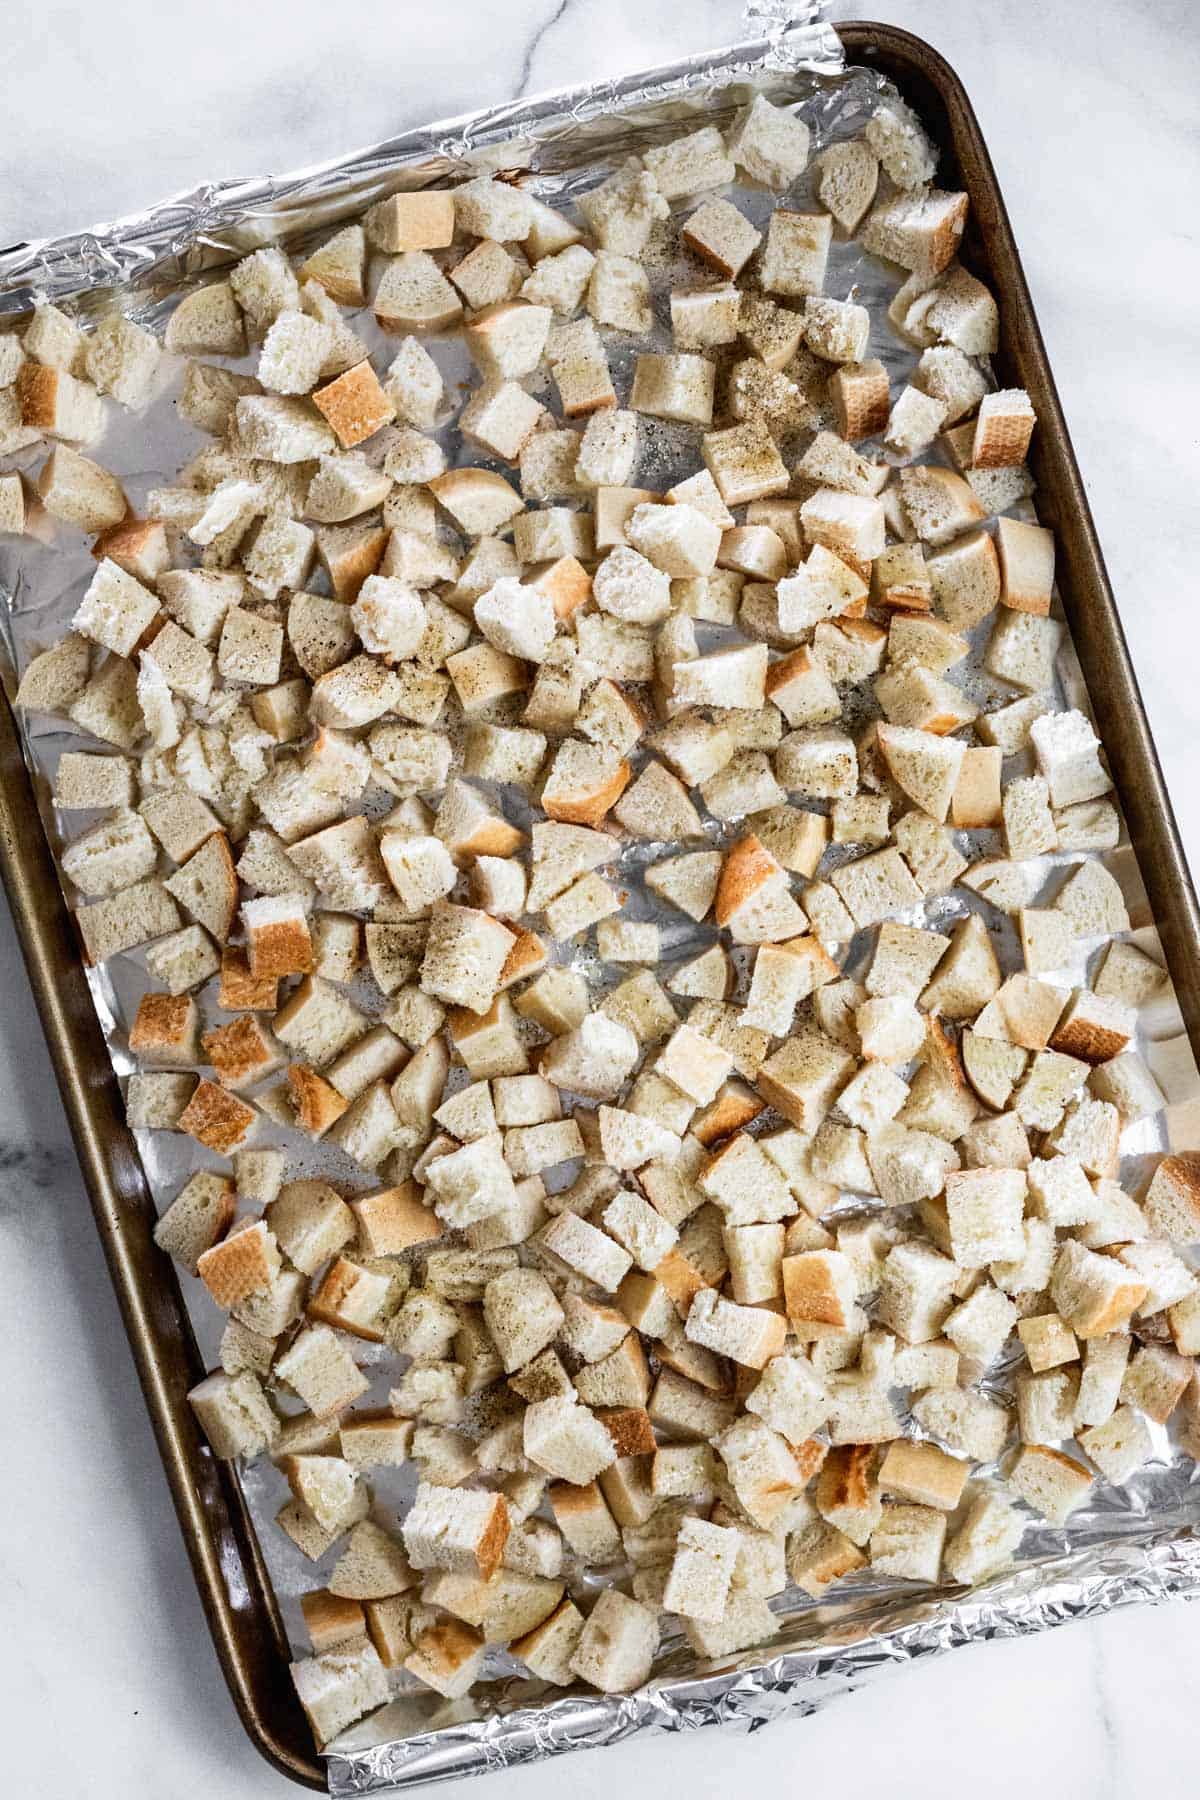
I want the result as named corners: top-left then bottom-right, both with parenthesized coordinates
top-left (3, 11), bottom-right (1200, 1794)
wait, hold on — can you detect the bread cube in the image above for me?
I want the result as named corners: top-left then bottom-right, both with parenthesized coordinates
top-left (371, 247), bottom-right (462, 334)
top-left (637, 123), bottom-right (732, 199)
top-left (425, 1134), bottom-right (517, 1229)
top-left (701, 419), bottom-right (790, 506)
top-left (541, 1209), bottom-right (633, 1292)
top-left (940, 1167), bottom-right (1026, 1268)
top-left (291, 1641), bottom-right (389, 1747)
top-left (658, 1515), bottom-right (738, 1623)
top-left (864, 102), bottom-right (936, 187)
top-left (581, 247), bottom-right (651, 334)
top-left (270, 1319), bottom-right (369, 1418)
top-left (524, 1396), bottom-right (616, 1486)
top-left (579, 156), bottom-right (668, 254)
top-left (805, 295), bottom-right (870, 364)
top-left (18, 363), bottom-right (104, 443)
top-left (482, 1267), bottom-right (565, 1375)
top-left (973, 388), bottom-right (1036, 468)
top-left (1077, 1405), bottom-right (1152, 1486)
top-left (72, 559), bottom-right (160, 659)
top-left (188, 1368), bottom-right (278, 1460)
top-left (546, 317), bottom-right (616, 416)
top-left (869, 1504), bottom-right (946, 1581)
top-left (521, 237), bottom-right (595, 312)
top-left (992, 1454), bottom-right (1081, 1548)
top-left (1050, 1240), bottom-right (1147, 1339)
top-left (886, 384), bottom-right (947, 456)
top-left (630, 353), bottom-right (716, 427)
top-left (670, 283), bottom-right (741, 352)
top-left (943, 1283), bottom-right (1016, 1367)
top-left (37, 446), bottom-right (126, 532)
top-left (716, 1414), bottom-right (806, 1528)
top-left (569, 1590), bottom-right (658, 1693)
top-left (403, 1482), bottom-right (510, 1580)
top-left (760, 211), bottom-right (831, 297)
top-left (509, 1597), bottom-right (586, 1686)
top-left (685, 1286), bottom-right (786, 1370)
top-left (745, 1352), bottom-right (830, 1444)
top-left (863, 189), bottom-right (967, 277)
top-left (801, 487), bottom-right (885, 563)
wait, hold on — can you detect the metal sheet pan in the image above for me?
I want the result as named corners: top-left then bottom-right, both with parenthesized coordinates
top-left (1, 16), bottom-right (1198, 1792)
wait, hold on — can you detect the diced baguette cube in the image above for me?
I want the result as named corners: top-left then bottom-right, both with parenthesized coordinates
top-left (37, 446), bottom-right (127, 532)
top-left (403, 1483), bottom-right (510, 1580)
top-left (760, 211), bottom-right (831, 297)
top-left (1077, 1405), bottom-right (1153, 1485)
top-left (541, 1210), bottom-right (633, 1291)
top-left (685, 1287), bottom-right (786, 1370)
top-left (425, 1134), bottom-right (518, 1229)
top-left (569, 1589), bottom-right (658, 1693)
top-left (716, 1414), bottom-right (808, 1528)
top-left (973, 388), bottom-right (1036, 468)
top-left (524, 1396), bottom-right (617, 1486)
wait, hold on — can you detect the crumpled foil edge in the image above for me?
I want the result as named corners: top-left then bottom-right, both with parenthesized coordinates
top-left (0, 15), bottom-right (841, 316)
top-left (326, 1528), bottom-right (1200, 1793)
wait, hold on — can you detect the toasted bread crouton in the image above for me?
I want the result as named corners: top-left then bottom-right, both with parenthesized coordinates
top-left (19, 361), bottom-right (104, 443)
top-left (973, 389), bottom-right (1036, 468)
top-left (863, 188), bottom-right (967, 276)
top-left (178, 1076), bottom-right (259, 1152)
top-left (1143, 1153), bottom-right (1200, 1242)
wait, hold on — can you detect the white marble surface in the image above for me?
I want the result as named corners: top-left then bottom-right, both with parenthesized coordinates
top-left (2, 1), bottom-right (1199, 1794)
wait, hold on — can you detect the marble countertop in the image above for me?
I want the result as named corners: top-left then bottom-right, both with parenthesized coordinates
top-left (3, 1), bottom-right (1198, 1793)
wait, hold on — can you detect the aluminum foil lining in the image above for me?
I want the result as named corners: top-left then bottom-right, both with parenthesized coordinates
top-left (0, 11), bottom-right (840, 317)
top-left (3, 8), bottom-right (1200, 1794)
top-left (327, 1526), bottom-right (1200, 1794)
